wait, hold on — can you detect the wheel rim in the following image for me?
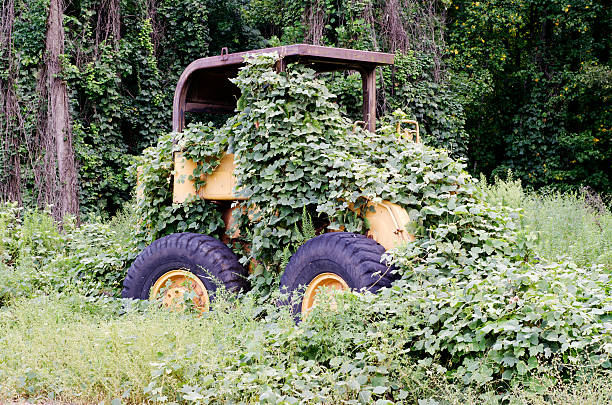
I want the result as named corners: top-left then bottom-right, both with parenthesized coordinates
top-left (151, 269), bottom-right (210, 312)
top-left (301, 272), bottom-right (349, 314)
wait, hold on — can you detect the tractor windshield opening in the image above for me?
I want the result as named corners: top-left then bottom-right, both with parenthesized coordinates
top-left (172, 44), bottom-right (393, 133)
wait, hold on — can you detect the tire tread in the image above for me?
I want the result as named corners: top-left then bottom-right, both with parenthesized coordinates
top-left (122, 233), bottom-right (249, 300)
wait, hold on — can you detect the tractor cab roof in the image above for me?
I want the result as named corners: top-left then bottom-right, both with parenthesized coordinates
top-left (172, 44), bottom-right (394, 133)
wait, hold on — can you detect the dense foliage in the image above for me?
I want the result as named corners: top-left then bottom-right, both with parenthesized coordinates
top-left (1, 0), bottom-right (266, 216)
top-left (2, 0), bottom-right (608, 215)
top-left (446, 0), bottom-right (611, 192)
top-left (1, 178), bottom-right (610, 402)
top-left (126, 56), bottom-right (612, 395)
top-left (0, 202), bottom-right (137, 304)
top-left (0, 1), bottom-right (610, 402)
top-left (0, 293), bottom-right (610, 404)
top-left (243, 0), bottom-right (611, 193)
top-left (136, 54), bottom-right (473, 270)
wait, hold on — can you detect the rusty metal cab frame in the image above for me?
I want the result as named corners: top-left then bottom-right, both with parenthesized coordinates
top-left (172, 44), bottom-right (394, 133)
top-left (170, 44), bottom-right (414, 250)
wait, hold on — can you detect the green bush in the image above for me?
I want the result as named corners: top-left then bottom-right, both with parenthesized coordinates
top-left (0, 203), bottom-right (138, 304)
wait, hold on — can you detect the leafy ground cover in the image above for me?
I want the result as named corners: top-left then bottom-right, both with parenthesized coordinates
top-left (0, 287), bottom-right (611, 404)
top-left (0, 180), bottom-right (610, 404)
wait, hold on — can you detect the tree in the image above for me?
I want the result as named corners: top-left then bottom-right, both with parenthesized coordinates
top-left (35, 0), bottom-right (79, 220)
top-left (0, 0), bottom-right (23, 204)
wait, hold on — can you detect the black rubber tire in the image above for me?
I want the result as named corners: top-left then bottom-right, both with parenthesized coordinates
top-left (121, 232), bottom-right (249, 300)
top-left (279, 232), bottom-right (398, 315)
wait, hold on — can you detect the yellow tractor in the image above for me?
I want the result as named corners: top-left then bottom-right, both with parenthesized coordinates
top-left (122, 45), bottom-right (417, 316)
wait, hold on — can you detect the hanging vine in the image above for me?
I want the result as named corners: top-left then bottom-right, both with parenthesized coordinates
top-left (0, 0), bottom-right (24, 204)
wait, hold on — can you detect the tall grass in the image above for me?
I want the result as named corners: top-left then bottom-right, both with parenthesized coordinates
top-left (1, 294), bottom-right (610, 404)
top-left (481, 177), bottom-right (611, 270)
top-left (0, 293), bottom-right (272, 403)
top-left (0, 203), bottom-right (138, 306)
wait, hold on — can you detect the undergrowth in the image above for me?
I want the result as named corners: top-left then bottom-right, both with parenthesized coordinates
top-left (0, 293), bottom-right (610, 404)
top-left (0, 55), bottom-right (610, 403)
top-left (0, 182), bottom-right (610, 402)
top-left (0, 203), bottom-right (138, 305)
top-left (480, 176), bottom-right (612, 270)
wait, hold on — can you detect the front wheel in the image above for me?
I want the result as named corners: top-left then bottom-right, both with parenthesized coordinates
top-left (122, 233), bottom-right (249, 311)
top-left (279, 232), bottom-right (398, 316)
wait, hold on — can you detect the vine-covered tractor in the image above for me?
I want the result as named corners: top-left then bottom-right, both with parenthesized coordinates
top-left (122, 45), bottom-right (418, 316)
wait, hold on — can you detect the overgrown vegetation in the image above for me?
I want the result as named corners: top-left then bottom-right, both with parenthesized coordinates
top-left (1, 56), bottom-right (610, 402)
top-left (0, 2), bottom-right (609, 401)
top-left (1, 175), bottom-right (610, 402)
top-left (137, 55), bottom-right (479, 274)
top-left (0, 260), bottom-right (610, 403)
top-left (481, 176), bottom-right (612, 271)
top-left (1, 0), bottom-right (608, 217)
top-left (446, 0), bottom-right (611, 192)
top-left (0, 203), bottom-right (137, 306)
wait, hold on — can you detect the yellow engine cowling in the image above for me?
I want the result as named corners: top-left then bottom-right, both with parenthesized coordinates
top-left (173, 152), bottom-right (247, 203)
top-left (171, 151), bottom-right (414, 250)
top-left (364, 200), bottom-right (415, 250)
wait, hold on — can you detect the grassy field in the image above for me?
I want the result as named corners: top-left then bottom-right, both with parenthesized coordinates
top-left (1, 293), bottom-right (611, 404)
top-left (0, 180), bottom-right (610, 404)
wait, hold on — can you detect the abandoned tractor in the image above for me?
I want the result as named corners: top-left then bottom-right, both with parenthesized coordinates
top-left (122, 44), bottom-right (417, 316)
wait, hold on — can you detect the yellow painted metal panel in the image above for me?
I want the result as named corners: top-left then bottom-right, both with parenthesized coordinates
top-left (173, 152), bottom-right (247, 203)
top-left (365, 201), bottom-right (415, 250)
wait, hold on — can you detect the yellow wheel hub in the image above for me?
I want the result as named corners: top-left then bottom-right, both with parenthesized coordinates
top-left (301, 272), bottom-right (349, 314)
top-left (151, 269), bottom-right (210, 312)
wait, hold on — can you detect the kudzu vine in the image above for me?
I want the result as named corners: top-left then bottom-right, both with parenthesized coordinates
top-left (127, 52), bottom-right (612, 385)
top-left (136, 53), bottom-right (530, 269)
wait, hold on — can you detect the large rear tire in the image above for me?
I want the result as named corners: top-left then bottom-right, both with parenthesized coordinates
top-left (279, 232), bottom-right (398, 316)
top-left (122, 233), bottom-right (248, 309)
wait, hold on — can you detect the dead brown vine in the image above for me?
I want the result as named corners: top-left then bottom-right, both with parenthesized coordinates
top-left (304, 0), bottom-right (326, 45)
top-left (377, 0), bottom-right (447, 81)
top-left (95, 0), bottom-right (120, 52)
top-left (0, 0), bottom-right (23, 204)
top-left (33, 0), bottom-right (79, 221)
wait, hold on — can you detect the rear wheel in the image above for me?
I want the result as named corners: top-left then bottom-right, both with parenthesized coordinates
top-left (122, 233), bottom-right (248, 311)
top-left (279, 232), bottom-right (397, 316)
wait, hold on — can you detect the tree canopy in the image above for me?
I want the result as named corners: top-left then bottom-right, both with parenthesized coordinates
top-left (0, 0), bottom-right (609, 217)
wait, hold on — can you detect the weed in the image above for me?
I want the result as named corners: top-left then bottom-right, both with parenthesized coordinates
top-left (0, 293), bottom-right (610, 404)
top-left (480, 176), bottom-right (612, 270)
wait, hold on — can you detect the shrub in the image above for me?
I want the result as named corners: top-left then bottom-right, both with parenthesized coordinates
top-left (0, 203), bottom-right (138, 302)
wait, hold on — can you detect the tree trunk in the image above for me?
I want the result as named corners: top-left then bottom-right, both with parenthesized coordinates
top-left (37, 0), bottom-right (79, 220)
top-left (0, 0), bottom-right (23, 204)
